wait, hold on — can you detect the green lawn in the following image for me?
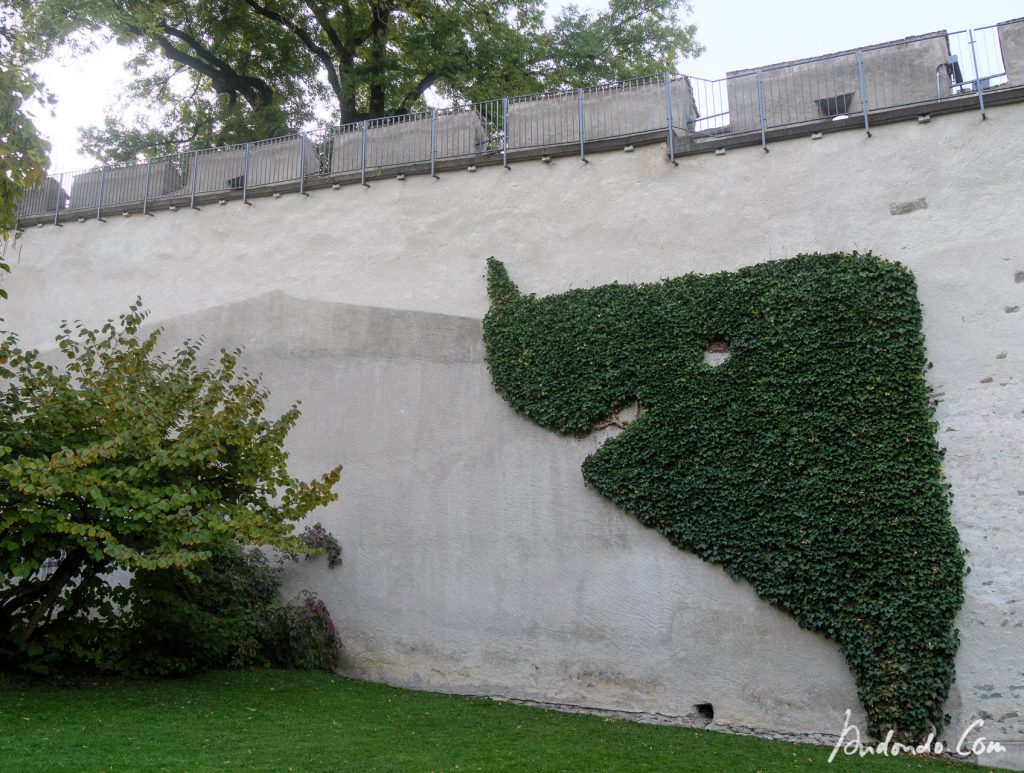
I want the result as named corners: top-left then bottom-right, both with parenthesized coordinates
top-left (0, 669), bottom-right (1001, 772)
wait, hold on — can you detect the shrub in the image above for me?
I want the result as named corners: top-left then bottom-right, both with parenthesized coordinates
top-left (0, 302), bottom-right (341, 672)
top-left (115, 541), bottom-right (342, 676)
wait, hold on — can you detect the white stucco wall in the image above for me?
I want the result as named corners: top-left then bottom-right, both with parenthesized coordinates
top-left (2, 101), bottom-right (1022, 762)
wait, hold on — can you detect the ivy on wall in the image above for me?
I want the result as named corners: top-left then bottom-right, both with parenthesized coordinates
top-left (482, 253), bottom-right (965, 742)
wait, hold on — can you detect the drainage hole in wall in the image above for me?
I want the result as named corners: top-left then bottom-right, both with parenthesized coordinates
top-left (694, 702), bottom-right (714, 722)
top-left (703, 339), bottom-right (731, 367)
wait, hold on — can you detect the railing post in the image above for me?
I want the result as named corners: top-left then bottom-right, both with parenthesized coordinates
top-left (190, 150), bottom-right (199, 209)
top-left (430, 109), bottom-right (438, 179)
top-left (756, 69), bottom-right (768, 152)
top-left (664, 72), bottom-right (677, 166)
top-left (51, 173), bottom-right (60, 226)
top-left (968, 29), bottom-right (987, 119)
top-left (360, 120), bottom-right (369, 187)
top-left (242, 143), bottom-right (251, 205)
top-left (298, 132), bottom-right (307, 196)
top-left (856, 50), bottom-right (872, 137)
top-left (95, 166), bottom-right (106, 221)
top-left (577, 87), bottom-right (587, 162)
top-left (142, 159), bottom-right (153, 216)
top-left (502, 97), bottom-right (509, 169)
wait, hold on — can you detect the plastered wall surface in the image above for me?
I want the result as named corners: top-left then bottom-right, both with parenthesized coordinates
top-left (2, 102), bottom-right (1022, 761)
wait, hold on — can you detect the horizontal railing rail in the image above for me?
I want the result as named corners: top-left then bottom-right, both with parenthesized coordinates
top-left (16, 19), bottom-right (1024, 225)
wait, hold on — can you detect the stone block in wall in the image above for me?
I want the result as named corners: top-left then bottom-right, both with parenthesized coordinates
top-left (506, 77), bottom-right (695, 150)
top-left (999, 18), bottom-right (1024, 87)
top-left (187, 136), bottom-right (320, 194)
top-left (68, 161), bottom-right (182, 212)
top-left (726, 32), bottom-right (951, 134)
top-left (329, 110), bottom-right (488, 174)
top-left (15, 177), bottom-right (67, 219)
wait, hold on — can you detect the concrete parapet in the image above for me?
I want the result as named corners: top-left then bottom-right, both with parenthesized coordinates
top-left (188, 137), bottom-right (320, 194)
top-left (248, 137), bottom-right (321, 185)
top-left (860, 34), bottom-right (952, 107)
top-left (68, 161), bottom-right (182, 212)
top-left (726, 32), bottom-right (951, 134)
top-left (507, 77), bottom-right (695, 150)
top-left (507, 91), bottom-right (581, 149)
top-left (999, 18), bottom-right (1024, 87)
top-left (329, 110), bottom-right (488, 174)
top-left (15, 177), bottom-right (67, 218)
top-left (433, 109), bottom-right (491, 161)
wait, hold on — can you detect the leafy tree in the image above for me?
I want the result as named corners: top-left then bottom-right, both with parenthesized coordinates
top-left (14, 0), bottom-right (701, 161)
top-left (0, 302), bottom-right (341, 670)
top-left (0, 16), bottom-right (51, 244)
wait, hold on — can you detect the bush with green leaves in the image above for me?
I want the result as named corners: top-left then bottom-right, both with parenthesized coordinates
top-left (483, 253), bottom-right (965, 742)
top-left (0, 302), bottom-right (341, 672)
top-left (122, 541), bottom-right (341, 676)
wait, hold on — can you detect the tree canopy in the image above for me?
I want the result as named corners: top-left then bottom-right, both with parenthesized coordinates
top-left (0, 302), bottom-right (341, 670)
top-left (13, 0), bottom-right (701, 161)
top-left (1, 16), bottom-right (51, 242)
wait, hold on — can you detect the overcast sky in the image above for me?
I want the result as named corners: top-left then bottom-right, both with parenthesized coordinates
top-left (30, 0), bottom-right (1024, 172)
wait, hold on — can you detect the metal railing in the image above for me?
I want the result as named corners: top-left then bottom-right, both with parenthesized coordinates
top-left (681, 23), bottom-right (1022, 149)
top-left (16, 19), bottom-right (1024, 225)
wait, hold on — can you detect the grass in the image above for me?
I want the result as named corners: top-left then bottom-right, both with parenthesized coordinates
top-left (0, 669), bottom-right (1002, 772)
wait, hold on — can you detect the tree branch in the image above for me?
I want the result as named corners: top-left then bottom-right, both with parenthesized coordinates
top-left (302, 0), bottom-right (355, 58)
top-left (242, 0), bottom-right (352, 119)
top-left (124, 22), bottom-right (275, 114)
top-left (396, 72), bottom-right (438, 114)
top-left (158, 23), bottom-right (276, 109)
top-left (302, 0), bottom-right (362, 121)
top-left (11, 546), bottom-right (89, 648)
